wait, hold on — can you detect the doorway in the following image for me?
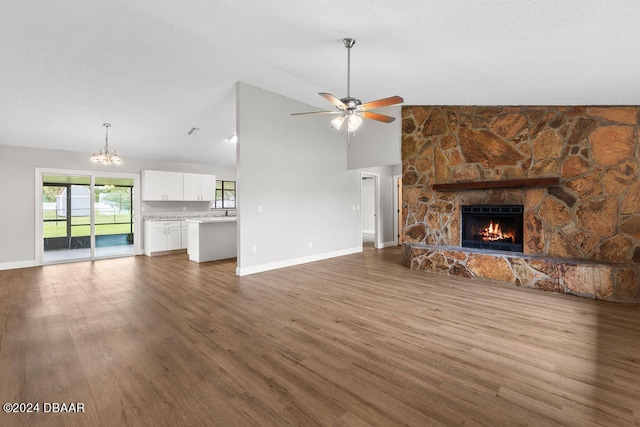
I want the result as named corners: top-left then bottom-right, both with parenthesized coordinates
top-left (361, 172), bottom-right (380, 249)
top-left (36, 169), bottom-right (140, 264)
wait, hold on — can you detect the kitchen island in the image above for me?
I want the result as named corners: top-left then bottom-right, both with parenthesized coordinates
top-left (185, 217), bottom-right (237, 263)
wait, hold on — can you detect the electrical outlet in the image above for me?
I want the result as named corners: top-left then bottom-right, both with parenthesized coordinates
top-left (182, 206), bottom-right (187, 212)
top-left (258, 205), bottom-right (262, 213)
top-left (308, 241), bottom-right (313, 248)
top-left (252, 245), bottom-right (257, 254)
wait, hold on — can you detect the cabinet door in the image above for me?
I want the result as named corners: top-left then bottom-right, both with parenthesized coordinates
top-left (141, 170), bottom-right (164, 201)
top-left (163, 172), bottom-right (184, 201)
top-left (149, 225), bottom-right (167, 251)
top-left (199, 175), bottom-right (216, 201)
top-left (182, 173), bottom-right (200, 201)
top-left (166, 225), bottom-right (182, 250)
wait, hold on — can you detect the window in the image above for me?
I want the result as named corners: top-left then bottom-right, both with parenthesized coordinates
top-left (213, 180), bottom-right (236, 209)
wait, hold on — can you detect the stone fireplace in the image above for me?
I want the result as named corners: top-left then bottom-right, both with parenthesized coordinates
top-left (461, 205), bottom-right (523, 252)
top-left (400, 105), bottom-right (640, 303)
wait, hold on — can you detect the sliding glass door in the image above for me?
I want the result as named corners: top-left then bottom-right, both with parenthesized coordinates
top-left (42, 175), bottom-right (92, 262)
top-left (39, 170), bottom-right (138, 264)
top-left (94, 178), bottom-right (134, 258)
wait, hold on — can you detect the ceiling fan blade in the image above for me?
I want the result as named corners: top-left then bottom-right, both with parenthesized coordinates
top-left (361, 111), bottom-right (396, 123)
top-left (291, 111), bottom-right (343, 116)
top-left (319, 93), bottom-right (347, 110)
top-left (359, 95), bottom-right (404, 111)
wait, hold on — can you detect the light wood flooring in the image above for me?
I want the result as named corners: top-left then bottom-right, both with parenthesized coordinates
top-left (1, 247), bottom-right (639, 426)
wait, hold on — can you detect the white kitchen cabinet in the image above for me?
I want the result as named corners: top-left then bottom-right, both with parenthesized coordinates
top-left (144, 221), bottom-right (183, 255)
top-left (141, 170), bottom-right (184, 201)
top-left (183, 173), bottom-right (216, 201)
top-left (181, 221), bottom-right (188, 249)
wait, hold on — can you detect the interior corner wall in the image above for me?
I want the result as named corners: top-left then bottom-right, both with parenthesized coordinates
top-left (0, 144), bottom-right (234, 269)
top-left (347, 105), bottom-right (402, 170)
top-left (235, 82), bottom-right (362, 276)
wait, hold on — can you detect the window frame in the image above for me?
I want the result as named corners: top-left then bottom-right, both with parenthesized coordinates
top-left (212, 180), bottom-right (236, 210)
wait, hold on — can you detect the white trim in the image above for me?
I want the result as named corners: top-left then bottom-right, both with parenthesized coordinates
top-left (361, 228), bottom-right (375, 234)
top-left (393, 174), bottom-right (402, 246)
top-left (236, 246), bottom-right (362, 276)
top-left (361, 171), bottom-right (381, 249)
top-left (0, 260), bottom-right (37, 271)
top-left (379, 241), bottom-right (397, 249)
top-left (90, 174), bottom-right (96, 259)
top-left (35, 168), bottom-right (43, 265)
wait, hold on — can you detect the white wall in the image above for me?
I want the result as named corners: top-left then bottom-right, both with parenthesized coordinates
top-left (236, 82), bottom-right (362, 275)
top-left (347, 105), bottom-right (401, 170)
top-left (361, 177), bottom-right (375, 233)
top-left (0, 144), bottom-right (235, 268)
top-left (345, 104), bottom-right (401, 248)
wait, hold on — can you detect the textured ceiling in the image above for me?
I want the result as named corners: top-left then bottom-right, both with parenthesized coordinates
top-left (2, 0), bottom-right (639, 167)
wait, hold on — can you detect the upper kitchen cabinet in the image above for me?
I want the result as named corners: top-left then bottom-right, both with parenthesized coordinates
top-left (183, 173), bottom-right (216, 201)
top-left (141, 170), bottom-right (184, 201)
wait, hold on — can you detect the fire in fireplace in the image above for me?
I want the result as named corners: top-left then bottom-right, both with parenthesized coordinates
top-left (461, 205), bottom-right (524, 252)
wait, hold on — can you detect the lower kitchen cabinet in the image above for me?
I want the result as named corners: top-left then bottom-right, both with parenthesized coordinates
top-left (144, 221), bottom-right (183, 256)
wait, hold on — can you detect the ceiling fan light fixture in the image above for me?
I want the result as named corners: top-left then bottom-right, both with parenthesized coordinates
top-left (347, 114), bottom-right (363, 132)
top-left (291, 38), bottom-right (403, 134)
top-left (331, 115), bottom-right (345, 130)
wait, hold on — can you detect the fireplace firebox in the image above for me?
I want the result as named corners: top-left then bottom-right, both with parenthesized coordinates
top-left (461, 205), bottom-right (524, 252)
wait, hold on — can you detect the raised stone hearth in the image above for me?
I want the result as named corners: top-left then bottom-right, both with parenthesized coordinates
top-left (401, 106), bottom-right (640, 303)
top-left (402, 243), bottom-right (640, 302)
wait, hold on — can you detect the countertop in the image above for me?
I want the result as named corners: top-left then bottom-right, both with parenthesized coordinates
top-left (184, 217), bottom-right (237, 224)
top-left (143, 213), bottom-right (236, 221)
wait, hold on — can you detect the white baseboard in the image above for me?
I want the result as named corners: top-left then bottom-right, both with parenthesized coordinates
top-left (236, 246), bottom-right (362, 276)
top-left (379, 241), bottom-right (399, 249)
top-left (0, 260), bottom-right (37, 271)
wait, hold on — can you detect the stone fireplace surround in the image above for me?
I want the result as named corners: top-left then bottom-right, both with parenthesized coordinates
top-left (401, 106), bottom-right (640, 303)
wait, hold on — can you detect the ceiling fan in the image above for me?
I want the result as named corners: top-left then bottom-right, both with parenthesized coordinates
top-left (292, 38), bottom-right (404, 132)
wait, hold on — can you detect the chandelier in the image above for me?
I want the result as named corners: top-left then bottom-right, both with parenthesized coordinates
top-left (89, 123), bottom-right (123, 165)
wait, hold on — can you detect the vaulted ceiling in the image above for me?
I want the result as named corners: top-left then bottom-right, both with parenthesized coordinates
top-left (2, 0), bottom-right (639, 167)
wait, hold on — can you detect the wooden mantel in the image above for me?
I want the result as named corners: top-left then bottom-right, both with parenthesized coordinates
top-left (432, 177), bottom-right (560, 191)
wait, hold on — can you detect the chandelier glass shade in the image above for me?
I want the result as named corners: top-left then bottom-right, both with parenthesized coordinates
top-left (90, 123), bottom-right (123, 165)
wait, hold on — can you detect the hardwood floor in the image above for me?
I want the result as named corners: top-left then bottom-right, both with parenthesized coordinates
top-left (1, 247), bottom-right (639, 426)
